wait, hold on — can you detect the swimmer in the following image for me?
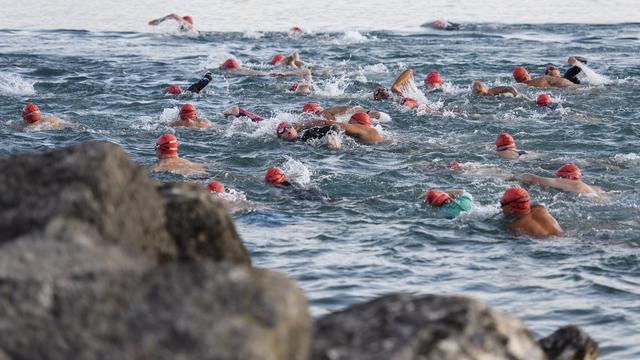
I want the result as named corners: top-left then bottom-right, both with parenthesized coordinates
top-left (391, 69), bottom-right (431, 110)
top-left (513, 66), bottom-right (574, 88)
top-left (152, 134), bottom-right (205, 174)
top-left (21, 103), bottom-right (67, 128)
top-left (148, 13), bottom-right (195, 32)
top-left (422, 19), bottom-right (461, 31)
top-left (536, 93), bottom-right (559, 110)
top-left (508, 164), bottom-right (603, 194)
top-left (291, 27), bottom-right (303, 33)
top-left (223, 105), bottom-right (264, 122)
top-left (265, 166), bottom-right (292, 186)
top-left (288, 82), bottom-right (312, 95)
top-left (170, 103), bottom-right (212, 128)
top-left (166, 84), bottom-right (182, 95)
top-left (165, 72), bottom-right (213, 95)
top-left (472, 81), bottom-right (518, 97)
top-left (425, 189), bottom-right (474, 218)
top-left (500, 187), bottom-right (563, 236)
top-left (301, 102), bottom-right (385, 122)
top-left (208, 181), bottom-right (225, 193)
top-left (545, 56), bottom-right (587, 84)
top-left (496, 131), bottom-right (527, 159)
top-left (276, 119), bottom-right (343, 149)
top-left (271, 51), bottom-right (305, 69)
top-left (334, 113), bottom-right (383, 144)
top-left (425, 71), bottom-right (444, 88)
top-left (220, 57), bottom-right (312, 80)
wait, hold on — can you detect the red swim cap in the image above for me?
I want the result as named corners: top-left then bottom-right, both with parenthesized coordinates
top-left (22, 103), bottom-right (41, 124)
top-left (208, 181), bottom-right (225, 193)
top-left (291, 27), bottom-right (303, 33)
top-left (555, 164), bottom-right (582, 180)
top-left (496, 131), bottom-right (516, 151)
top-left (179, 103), bottom-right (197, 120)
top-left (425, 71), bottom-right (443, 86)
top-left (167, 84), bottom-right (182, 95)
top-left (348, 112), bottom-right (372, 126)
top-left (513, 66), bottom-right (529, 83)
top-left (302, 102), bottom-right (322, 113)
top-left (448, 161), bottom-right (463, 168)
top-left (536, 93), bottom-right (552, 106)
top-left (221, 58), bottom-right (240, 70)
top-left (288, 82), bottom-right (300, 91)
top-left (433, 19), bottom-right (446, 29)
top-left (426, 190), bottom-right (452, 207)
top-left (265, 166), bottom-right (287, 184)
top-left (182, 16), bottom-right (193, 25)
top-left (155, 133), bottom-right (178, 155)
top-left (501, 187), bottom-right (531, 213)
top-left (401, 97), bottom-right (418, 108)
top-left (276, 121), bottom-right (291, 137)
top-left (271, 54), bottom-right (285, 65)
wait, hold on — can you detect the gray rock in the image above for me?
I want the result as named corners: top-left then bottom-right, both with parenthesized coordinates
top-left (0, 261), bottom-right (311, 360)
top-left (312, 293), bottom-right (546, 360)
top-left (158, 182), bottom-right (251, 266)
top-left (539, 325), bottom-right (599, 360)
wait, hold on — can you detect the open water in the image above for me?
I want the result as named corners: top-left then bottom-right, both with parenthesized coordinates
top-left (1, 3), bottom-right (639, 358)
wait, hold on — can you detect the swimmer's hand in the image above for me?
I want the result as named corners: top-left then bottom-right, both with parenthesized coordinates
top-left (568, 56), bottom-right (576, 65)
top-left (148, 19), bottom-right (161, 26)
top-left (270, 73), bottom-right (287, 78)
top-left (223, 105), bottom-right (240, 117)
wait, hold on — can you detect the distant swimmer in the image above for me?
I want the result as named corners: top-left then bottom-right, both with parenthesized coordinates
top-left (166, 84), bottom-right (182, 95)
top-left (265, 166), bottom-right (292, 186)
top-left (271, 51), bottom-right (305, 69)
top-left (165, 72), bottom-right (213, 95)
top-left (472, 81), bottom-right (518, 97)
top-left (508, 164), bottom-right (604, 194)
top-left (152, 133), bottom-right (205, 174)
top-left (288, 82), bottom-right (312, 95)
top-left (170, 103), bottom-right (211, 128)
top-left (223, 105), bottom-right (264, 122)
top-left (220, 57), bottom-right (312, 79)
top-left (545, 56), bottom-right (587, 84)
top-left (496, 131), bottom-right (527, 159)
top-left (512, 66), bottom-right (574, 88)
top-left (208, 181), bottom-right (225, 193)
top-left (424, 71), bottom-right (444, 88)
top-left (148, 13), bottom-right (195, 32)
top-left (372, 83), bottom-right (392, 100)
top-left (391, 69), bottom-right (431, 110)
top-left (425, 189), bottom-right (474, 218)
top-left (422, 19), bottom-right (460, 31)
top-left (500, 187), bottom-right (563, 236)
top-left (276, 120), bottom-right (343, 149)
top-left (535, 93), bottom-right (559, 110)
top-left (291, 27), bottom-right (304, 34)
top-left (21, 103), bottom-right (68, 128)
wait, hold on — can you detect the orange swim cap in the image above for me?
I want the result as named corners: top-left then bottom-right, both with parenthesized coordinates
top-left (496, 131), bottom-right (516, 151)
top-left (221, 58), bottom-right (240, 70)
top-left (265, 167), bottom-right (287, 184)
top-left (500, 187), bottom-right (531, 213)
top-left (536, 93), bottom-right (552, 106)
top-left (348, 112), bottom-right (372, 126)
top-left (426, 190), bottom-right (452, 207)
top-left (179, 103), bottom-right (197, 120)
top-left (291, 27), bottom-right (303, 33)
top-left (182, 16), bottom-right (193, 25)
top-left (271, 54), bottom-right (285, 65)
top-left (208, 181), bottom-right (225, 193)
top-left (155, 133), bottom-right (178, 155)
top-left (425, 71), bottom-right (444, 86)
top-left (167, 84), bottom-right (182, 95)
top-left (512, 66), bottom-right (529, 83)
top-left (22, 103), bottom-right (41, 124)
top-left (555, 164), bottom-right (582, 180)
top-left (401, 97), bottom-right (418, 108)
top-left (302, 102), bottom-right (323, 113)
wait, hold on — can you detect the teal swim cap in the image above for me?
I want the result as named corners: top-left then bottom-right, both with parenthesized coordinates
top-left (440, 192), bottom-right (474, 218)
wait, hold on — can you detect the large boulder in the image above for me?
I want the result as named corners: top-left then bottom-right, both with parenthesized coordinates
top-left (312, 293), bottom-right (546, 360)
top-left (0, 261), bottom-right (311, 360)
top-left (539, 325), bottom-right (599, 360)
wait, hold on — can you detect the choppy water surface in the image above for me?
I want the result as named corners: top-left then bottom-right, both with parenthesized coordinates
top-left (1, 23), bottom-right (639, 358)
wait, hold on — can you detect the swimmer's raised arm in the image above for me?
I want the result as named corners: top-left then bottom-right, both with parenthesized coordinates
top-left (323, 105), bottom-right (366, 117)
top-left (488, 86), bottom-right (518, 97)
top-left (294, 119), bottom-right (334, 131)
top-left (148, 13), bottom-right (180, 26)
top-left (391, 68), bottom-right (414, 96)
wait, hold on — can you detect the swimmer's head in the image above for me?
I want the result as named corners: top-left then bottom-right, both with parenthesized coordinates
top-left (291, 27), bottom-right (303, 33)
top-left (265, 166), bottom-right (287, 185)
top-left (545, 64), bottom-right (560, 77)
top-left (297, 84), bottom-right (311, 94)
top-left (496, 131), bottom-right (516, 152)
top-left (21, 103), bottom-right (41, 124)
top-left (500, 187), bottom-right (531, 215)
top-left (472, 81), bottom-right (489, 95)
top-left (536, 93), bottom-right (553, 107)
top-left (372, 84), bottom-right (391, 100)
top-left (166, 84), bottom-right (182, 95)
top-left (288, 82), bottom-right (300, 91)
top-left (155, 133), bottom-right (178, 156)
top-left (556, 164), bottom-right (582, 180)
top-left (271, 54), bottom-right (285, 65)
top-left (207, 181), bottom-right (225, 193)
top-left (179, 103), bottom-right (197, 120)
top-left (425, 71), bottom-right (444, 87)
top-left (276, 121), bottom-right (298, 141)
top-left (512, 66), bottom-right (531, 83)
top-left (432, 19), bottom-right (446, 29)
top-left (448, 161), bottom-right (463, 168)
top-left (182, 16), bottom-right (193, 25)
top-left (425, 190), bottom-right (453, 207)
top-left (348, 112), bottom-right (372, 126)
top-left (400, 97), bottom-right (418, 108)
top-left (221, 58), bottom-right (240, 70)
top-left (302, 102), bottom-right (323, 114)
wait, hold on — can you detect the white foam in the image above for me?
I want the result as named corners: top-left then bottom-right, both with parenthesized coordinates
top-left (362, 63), bottom-right (389, 73)
top-left (395, 76), bottom-right (429, 105)
top-left (314, 75), bottom-right (351, 98)
top-left (282, 156), bottom-right (312, 186)
top-left (572, 61), bottom-right (612, 85)
top-left (159, 107), bottom-right (180, 123)
top-left (242, 31), bottom-right (264, 39)
top-left (0, 72), bottom-right (36, 97)
top-left (612, 153), bottom-right (640, 166)
top-left (332, 31), bottom-right (372, 44)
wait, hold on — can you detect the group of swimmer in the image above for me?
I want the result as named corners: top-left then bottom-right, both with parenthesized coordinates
top-left (16, 13), bottom-right (608, 239)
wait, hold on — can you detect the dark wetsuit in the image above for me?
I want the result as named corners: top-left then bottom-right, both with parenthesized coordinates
top-left (187, 72), bottom-right (212, 93)
top-left (298, 124), bottom-right (342, 142)
top-left (563, 57), bottom-right (587, 84)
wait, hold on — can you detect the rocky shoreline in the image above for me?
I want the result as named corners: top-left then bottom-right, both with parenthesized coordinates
top-left (0, 141), bottom-right (598, 360)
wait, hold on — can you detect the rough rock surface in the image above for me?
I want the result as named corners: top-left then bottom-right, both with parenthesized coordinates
top-left (539, 325), bottom-right (599, 360)
top-left (312, 293), bottom-right (547, 360)
top-left (0, 261), bottom-right (311, 360)
top-left (158, 182), bottom-right (251, 265)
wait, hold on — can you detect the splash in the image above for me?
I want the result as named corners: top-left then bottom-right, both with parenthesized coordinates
top-left (314, 75), bottom-right (351, 98)
top-left (332, 31), bottom-right (372, 44)
top-left (282, 156), bottom-right (312, 187)
top-left (394, 76), bottom-right (428, 105)
top-left (572, 61), bottom-right (612, 85)
top-left (159, 107), bottom-right (180, 123)
top-left (0, 72), bottom-right (36, 97)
